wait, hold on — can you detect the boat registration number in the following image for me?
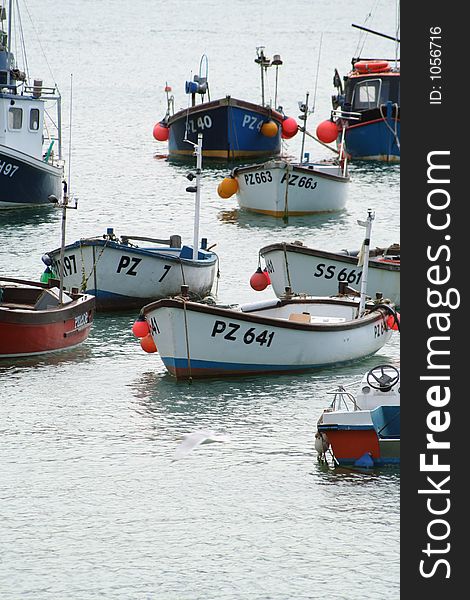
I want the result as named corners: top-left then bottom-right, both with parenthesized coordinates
top-left (280, 173), bottom-right (318, 189)
top-left (313, 263), bottom-right (362, 285)
top-left (211, 320), bottom-right (275, 347)
top-left (75, 312), bottom-right (89, 329)
top-left (0, 162), bottom-right (19, 177)
top-left (374, 322), bottom-right (387, 338)
top-left (244, 171), bottom-right (273, 185)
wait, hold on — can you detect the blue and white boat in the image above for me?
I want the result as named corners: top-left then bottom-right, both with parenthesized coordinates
top-left (321, 24), bottom-right (400, 162)
top-left (45, 135), bottom-right (218, 310)
top-left (153, 50), bottom-right (295, 160)
top-left (45, 231), bottom-right (218, 311)
top-left (0, 0), bottom-right (63, 208)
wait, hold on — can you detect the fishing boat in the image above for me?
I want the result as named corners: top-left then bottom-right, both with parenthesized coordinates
top-left (217, 91), bottom-right (350, 216)
top-left (316, 23), bottom-right (400, 162)
top-left (0, 277), bottom-right (94, 357)
top-left (0, 186), bottom-right (94, 358)
top-left (259, 241), bottom-right (400, 306)
top-left (45, 136), bottom-right (218, 311)
top-left (221, 157), bottom-right (349, 217)
top-left (316, 365), bottom-right (400, 466)
top-left (137, 211), bottom-right (398, 380)
top-left (0, 0), bottom-right (63, 208)
top-left (152, 50), bottom-right (298, 160)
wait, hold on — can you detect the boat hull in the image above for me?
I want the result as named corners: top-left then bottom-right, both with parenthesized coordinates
top-left (233, 160), bottom-right (349, 216)
top-left (343, 116), bottom-right (400, 162)
top-left (142, 297), bottom-right (393, 379)
top-left (0, 290), bottom-right (94, 357)
top-left (260, 243), bottom-right (400, 306)
top-left (168, 97), bottom-right (282, 159)
top-left (0, 145), bottom-right (63, 209)
top-left (47, 239), bottom-right (218, 310)
top-left (318, 404), bottom-right (400, 466)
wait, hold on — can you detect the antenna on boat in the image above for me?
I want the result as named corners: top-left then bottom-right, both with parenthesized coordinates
top-left (184, 133), bottom-right (203, 261)
top-left (271, 53), bottom-right (283, 109)
top-left (255, 47), bottom-right (271, 107)
top-left (394, 1), bottom-right (400, 70)
top-left (298, 34), bottom-right (322, 162)
top-left (298, 92), bottom-right (309, 163)
top-left (5, 0), bottom-right (12, 87)
top-left (357, 209), bottom-right (375, 316)
top-left (48, 74), bottom-right (78, 304)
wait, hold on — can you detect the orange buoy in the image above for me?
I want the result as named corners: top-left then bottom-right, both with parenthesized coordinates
top-left (281, 117), bottom-right (298, 138)
top-left (316, 120), bottom-right (339, 144)
top-left (132, 317), bottom-right (149, 338)
top-left (354, 60), bottom-right (390, 74)
top-left (140, 333), bottom-right (157, 353)
top-left (250, 267), bottom-right (269, 291)
top-left (153, 122), bottom-right (169, 141)
top-left (217, 177), bottom-right (238, 198)
top-left (261, 120), bottom-right (278, 137)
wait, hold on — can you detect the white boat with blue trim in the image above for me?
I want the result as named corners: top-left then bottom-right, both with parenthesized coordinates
top-left (142, 293), bottom-right (397, 380)
top-left (45, 135), bottom-right (218, 310)
top-left (46, 230), bottom-right (218, 311)
top-left (0, 0), bottom-right (63, 208)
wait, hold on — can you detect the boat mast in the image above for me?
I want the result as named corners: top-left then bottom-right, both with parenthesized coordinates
top-left (255, 47), bottom-right (270, 107)
top-left (192, 133), bottom-right (203, 260)
top-left (357, 209), bottom-right (375, 316)
top-left (395, 1), bottom-right (400, 69)
top-left (6, 0), bottom-right (12, 87)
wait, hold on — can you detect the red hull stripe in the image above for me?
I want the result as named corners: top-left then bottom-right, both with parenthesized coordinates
top-left (0, 320), bottom-right (91, 356)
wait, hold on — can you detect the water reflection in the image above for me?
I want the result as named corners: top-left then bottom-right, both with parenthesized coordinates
top-left (0, 205), bottom-right (57, 230)
top-left (218, 207), bottom-right (348, 231)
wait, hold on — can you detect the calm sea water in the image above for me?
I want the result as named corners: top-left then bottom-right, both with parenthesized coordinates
top-left (1, 1), bottom-right (400, 598)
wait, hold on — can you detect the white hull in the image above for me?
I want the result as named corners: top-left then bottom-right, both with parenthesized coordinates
top-left (47, 239), bottom-right (217, 310)
top-left (261, 244), bottom-right (400, 306)
top-left (233, 160), bottom-right (349, 216)
top-left (142, 296), bottom-right (394, 379)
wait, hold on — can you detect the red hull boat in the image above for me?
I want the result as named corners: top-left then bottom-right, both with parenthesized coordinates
top-left (0, 277), bottom-right (95, 358)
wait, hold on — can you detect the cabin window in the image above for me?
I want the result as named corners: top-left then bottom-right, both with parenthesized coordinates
top-left (352, 80), bottom-right (381, 110)
top-left (29, 108), bottom-right (40, 131)
top-left (8, 107), bottom-right (23, 130)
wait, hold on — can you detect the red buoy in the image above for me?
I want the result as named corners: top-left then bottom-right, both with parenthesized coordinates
top-left (132, 317), bottom-right (149, 338)
top-left (250, 267), bottom-right (269, 291)
top-left (153, 122), bottom-right (169, 141)
top-left (140, 333), bottom-right (157, 353)
top-left (281, 117), bottom-right (298, 138)
top-left (386, 313), bottom-right (400, 331)
top-left (316, 120), bottom-right (339, 144)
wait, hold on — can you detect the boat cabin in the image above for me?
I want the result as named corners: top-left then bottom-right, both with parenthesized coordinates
top-left (333, 60), bottom-right (400, 116)
top-left (0, 92), bottom-right (45, 158)
top-left (344, 73), bottom-right (400, 113)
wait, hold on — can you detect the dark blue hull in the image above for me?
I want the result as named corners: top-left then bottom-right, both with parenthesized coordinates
top-left (0, 145), bottom-right (63, 208)
top-left (168, 97), bottom-right (283, 160)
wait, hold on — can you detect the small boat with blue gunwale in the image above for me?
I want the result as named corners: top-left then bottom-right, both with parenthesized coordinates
top-left (45, 136), bottom-right (218, 311)
top-left (153, 49), bottom-right (298, 160)
top-left (0, 0), bottom-right (63, 208)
